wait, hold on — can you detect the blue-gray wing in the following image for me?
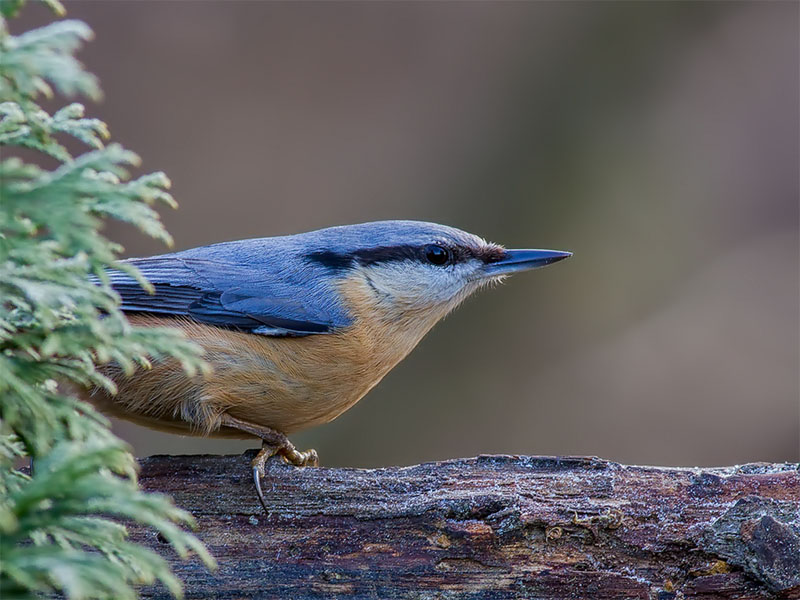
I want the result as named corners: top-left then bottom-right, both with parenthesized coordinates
top-left (105, 255), bottom-right (350, 337)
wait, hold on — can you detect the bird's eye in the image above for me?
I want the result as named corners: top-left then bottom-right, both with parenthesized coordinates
top-left (424, 244), bottom-right (451, 266)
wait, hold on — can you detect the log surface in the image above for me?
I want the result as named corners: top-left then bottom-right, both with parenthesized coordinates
top-left (133, 452), bottom-right (800, 599)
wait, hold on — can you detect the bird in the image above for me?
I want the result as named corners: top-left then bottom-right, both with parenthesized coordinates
top-left (88, 220), bottom-right (571, 511)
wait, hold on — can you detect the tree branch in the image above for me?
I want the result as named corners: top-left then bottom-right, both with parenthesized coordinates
top-left (132, 452), bottom-right (800, 599)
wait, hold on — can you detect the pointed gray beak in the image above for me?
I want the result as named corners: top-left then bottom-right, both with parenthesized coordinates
top-left (483, 249), bottom-right (572, 276)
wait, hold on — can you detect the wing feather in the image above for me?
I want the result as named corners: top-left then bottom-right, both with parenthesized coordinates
top-left (104, 252), bottom-right (349, 337)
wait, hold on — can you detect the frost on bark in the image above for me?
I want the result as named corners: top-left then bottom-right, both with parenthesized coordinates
top-left (133, 452), bottom-right (800, 599)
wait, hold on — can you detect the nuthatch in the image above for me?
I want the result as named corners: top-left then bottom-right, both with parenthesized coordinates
top-left (89, 220), bottom-right (570, 511)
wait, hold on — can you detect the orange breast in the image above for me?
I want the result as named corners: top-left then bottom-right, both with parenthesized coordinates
top-left (91, 275), bottom-right (438, 436)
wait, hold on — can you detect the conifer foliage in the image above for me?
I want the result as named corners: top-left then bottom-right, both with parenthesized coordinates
top-left (0, 1), bottom-right (216, 597)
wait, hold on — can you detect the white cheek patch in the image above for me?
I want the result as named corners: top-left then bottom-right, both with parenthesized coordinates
top-left (360, 260), bottom-right (482, 312)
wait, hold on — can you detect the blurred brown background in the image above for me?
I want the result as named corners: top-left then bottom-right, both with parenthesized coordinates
top-left (19, 1), bottom-right (799, 467)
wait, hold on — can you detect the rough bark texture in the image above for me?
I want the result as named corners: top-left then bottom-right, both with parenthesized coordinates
top-left (133, 452), bottom-right (800, 599)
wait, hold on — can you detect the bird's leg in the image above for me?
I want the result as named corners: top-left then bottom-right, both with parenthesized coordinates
top-left (219, 413), bottom-right (319, 467)
top-left (219, 414), bottom-right (318, 513)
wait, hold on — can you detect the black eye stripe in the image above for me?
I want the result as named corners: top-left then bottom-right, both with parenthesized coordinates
top-left (353, 245), bottom-right (421, 265)
top-left (307, 243), bottom-right (469, 270)
top-left (306, 250), bottom-right (353, 270)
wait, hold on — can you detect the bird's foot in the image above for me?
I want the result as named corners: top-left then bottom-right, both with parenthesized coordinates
top-left (250, 439), bottom-right (319, 513)
top-left (280, 444), bottom-right (319, 467)
top-left (220, 414), bottom-right (320, 511)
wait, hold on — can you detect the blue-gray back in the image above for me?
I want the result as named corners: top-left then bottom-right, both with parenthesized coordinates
top-left (106, 220), bottom-right (478, 336)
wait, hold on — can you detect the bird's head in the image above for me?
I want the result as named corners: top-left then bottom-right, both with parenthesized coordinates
top-left (303, 220), bottom-right (571, 326)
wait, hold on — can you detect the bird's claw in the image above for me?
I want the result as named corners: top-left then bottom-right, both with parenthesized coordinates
top-left (251, 442), bottom-right (319, 514)
top-left (251, 444), bottom-right (277, 514)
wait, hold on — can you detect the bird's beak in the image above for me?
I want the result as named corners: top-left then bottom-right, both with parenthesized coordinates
top-left (483, 249), bottom-right (572, 277)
